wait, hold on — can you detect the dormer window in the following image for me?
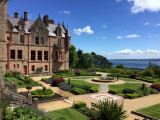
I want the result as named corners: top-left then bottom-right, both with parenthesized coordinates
top-left (20, 35), bottom-right (24, 44)
top-left (20, 24), bottom-right (24, 30)
top-left (38, 27), bottom-right (42, 32)
top-left (35, 36), bottom-right (39, 45)
top-left (58, 39), bottom-right (61, 45)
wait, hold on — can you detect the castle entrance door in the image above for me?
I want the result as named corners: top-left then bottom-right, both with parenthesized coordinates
top-left (23, 66), bottom-right (27, 75)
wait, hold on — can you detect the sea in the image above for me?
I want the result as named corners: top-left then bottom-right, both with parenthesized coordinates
top-left (109, 59), bottom-right (160, 69)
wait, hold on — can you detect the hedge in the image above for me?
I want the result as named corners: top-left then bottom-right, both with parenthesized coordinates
top-left (125, 93), bottom-right (139, 99)
top-left (30, 89), bottom-right (55, 98)
top-left (31, 92), bottom-right (55, 98)
top-left (89, 87), bottom-right (99, 93)
top-left (52, 78), bottom-right (65, 86)
top-left (71, 88), bottom-right (86, 95)
top-left (109, 89), bottom-right (121, 95)
top-left (73, 102), bottom-right (86, 109)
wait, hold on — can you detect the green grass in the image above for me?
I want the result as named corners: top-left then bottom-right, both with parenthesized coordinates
top-left (4, 77), bottom-right (41, 88)
top-left (136, 103), bottom-right (160, 119)
top-left (46, 108), bottom-right (89, 120)
top-left (71, 76), bottom-right (99, 80)
top-left (109, 83), bottom-right (143, 91)
top-left (119, 77), bottom-right (142, 82)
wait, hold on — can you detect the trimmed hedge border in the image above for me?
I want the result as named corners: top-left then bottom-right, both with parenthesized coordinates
top-left (131, 111), bottom-right (159, 120)
top-left (31, 92), bottom-right (55, 98)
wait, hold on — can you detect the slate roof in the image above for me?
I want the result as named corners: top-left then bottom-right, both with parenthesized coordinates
top-left (7, 17), bottom-right (70, 37)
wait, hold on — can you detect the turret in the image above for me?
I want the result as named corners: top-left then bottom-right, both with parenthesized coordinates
top-left (65, 25), bottom-right (71, 48)
top-left (0, 0), bottom-right (8, 42)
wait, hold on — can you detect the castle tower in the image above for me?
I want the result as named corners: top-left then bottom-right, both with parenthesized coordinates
top-left (0, 0), bottom-right (8, 70)
top-left (0, 0), bottom-right (8, 42)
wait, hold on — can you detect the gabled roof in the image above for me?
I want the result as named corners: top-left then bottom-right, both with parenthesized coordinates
top-left (7, 17), bottom-right (71, 37)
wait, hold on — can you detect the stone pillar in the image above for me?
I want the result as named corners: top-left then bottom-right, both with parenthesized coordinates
top-left (28, 94), bottom-right (32, 103)
top-left (0, 88), bottom-right (2, 120)
top-left (33, 98), bottom-right (38, 108)
top-left (0, 66), bottom-right (4, 119)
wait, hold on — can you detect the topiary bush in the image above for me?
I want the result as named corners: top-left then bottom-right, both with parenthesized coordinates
top-left (109, 89), bottom-right (121, 95)
top-left (73, 102), bottom-right (86, 109)
top-left (30, 89), bottom-right (55, 98)
top-left (122, 88), bottom-right (136, 94)
top-left (125, 93), bottom-right (139, 99)
top-left (71, 87), bottom-right (86, 95)
top-left (52, 78), bottom-right (65, 86)
top-left (89, 87), bottom-right (99, 93)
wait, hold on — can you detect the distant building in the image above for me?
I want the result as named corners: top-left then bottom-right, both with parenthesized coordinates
top-left (0, 0), bottom-right (71, 75)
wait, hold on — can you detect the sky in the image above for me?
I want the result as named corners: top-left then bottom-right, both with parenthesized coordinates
top-left (7, 0), bottom-right (160, 59)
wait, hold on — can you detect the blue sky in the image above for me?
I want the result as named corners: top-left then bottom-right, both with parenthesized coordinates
top-left (8, 0), bottom-right (160, 59)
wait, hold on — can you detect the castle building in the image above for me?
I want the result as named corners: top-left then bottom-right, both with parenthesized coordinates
top-left (0, 0), bottom-right (71, 75)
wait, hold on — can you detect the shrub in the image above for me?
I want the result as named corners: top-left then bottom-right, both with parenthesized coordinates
top-left (26, 85), bottom-right (32, 92)
top-left (56, 70), bottom-right (69, 74)
top-left (122, 88), bottom-right (136, 94)
top-left (41, 78), bottom-right (48, 81)
top-left (42, 78), bottom-right (53, 84)
top-left (36, 67), bottom-right (43, 73)
top-left (143, 88), bottom-right (150, 96)
top-left (5, 71), bottom-right (12, 77)
top-left (73, 102), bottom-right (86, 109)
top-left (151, 84), bottom-right (160, 91)
top-left (19, 77), bottom-right (25, 81)
top-left (71, 87), bottom-right (86, 95)
top-left (24, 77), bottom-right (33, 84)
top-left (60, 83), bottom-right (72, 91)
top-left (130, 74), bottom-right (139, 79)
top-left (75, 71), bottom-right (81, 76)
top-left (150, 89), bottom-right (158, 94)
top-left (125, 93), bottom-right (139, 99)
top-left (18, 81), bottom-right (24, 85)
top-left (12, 72), bottom-right (21, 79)
top-left (137, 91), bottom-right (144, 97)
top-left (52, 78), bottom-right (65, 86)
top-left (89, 87), bottom-right (99, 93)
top-left (109, 89), bottom-right (121, 95)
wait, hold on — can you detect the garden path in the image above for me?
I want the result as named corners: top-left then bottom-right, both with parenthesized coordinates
top-left (99, 84), bottom-right (108, 93)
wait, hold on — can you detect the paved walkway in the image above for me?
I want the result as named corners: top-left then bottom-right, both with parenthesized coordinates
top-left (99, 84), bottom-right (108, 93)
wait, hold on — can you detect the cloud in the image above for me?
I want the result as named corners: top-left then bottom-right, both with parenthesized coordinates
top-left (128, 0), bottom-right (160, 14)
top-left (144, 22), bottom-right (149, 26)
top-left (116, 34), bottom-right (140, 39)
top-left (116, 49), bottom-right (133, 54)
top-left (99, 49), bottom-right (160, 59)
top-left (117, 36), bottom-right (123, 39)
top-left (155, 23), bottom-right (160, 26)
top-left (73, 26), bottom-right (94, 35)
top-left (125, 34), bottom-right (140, 38)
top-left (60, 10), bottom-right (70, 15)
top-left (101, 25), bottom-right (107, 28)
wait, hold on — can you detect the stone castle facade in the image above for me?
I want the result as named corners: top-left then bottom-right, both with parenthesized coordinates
top-left (0, 0), bottom-right (71, 75)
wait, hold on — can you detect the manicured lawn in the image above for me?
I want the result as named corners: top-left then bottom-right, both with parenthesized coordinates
top-left (109, 83), bottom-right (143, 91)
top-left (120, 77), bottom-right (142, 82)
top-left (71, 76), bottom-right (99, 80)
top-left (136, 103), bottom-right (160, 119)
top-left (46, 108), bottom-right (89, 120)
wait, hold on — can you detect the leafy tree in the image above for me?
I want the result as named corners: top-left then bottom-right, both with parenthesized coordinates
top-left (79, 53), bottom-right (94, 69)
top-left (92, 99), bottom-right (127, 120)
top-left (116, 64), bottom-right (125, 69)
top-left (91, 52), bottom-right (112, 68)
top-left (69, 45), bottom-right (78, 68)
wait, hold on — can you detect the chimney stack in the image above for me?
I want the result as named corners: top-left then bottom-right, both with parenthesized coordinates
top-left (14, 12), bottom-right (18, 18)
top-left (24, 11), bottom-right (28, 21)
top-left (43, 15), bottom-right (49, 27)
